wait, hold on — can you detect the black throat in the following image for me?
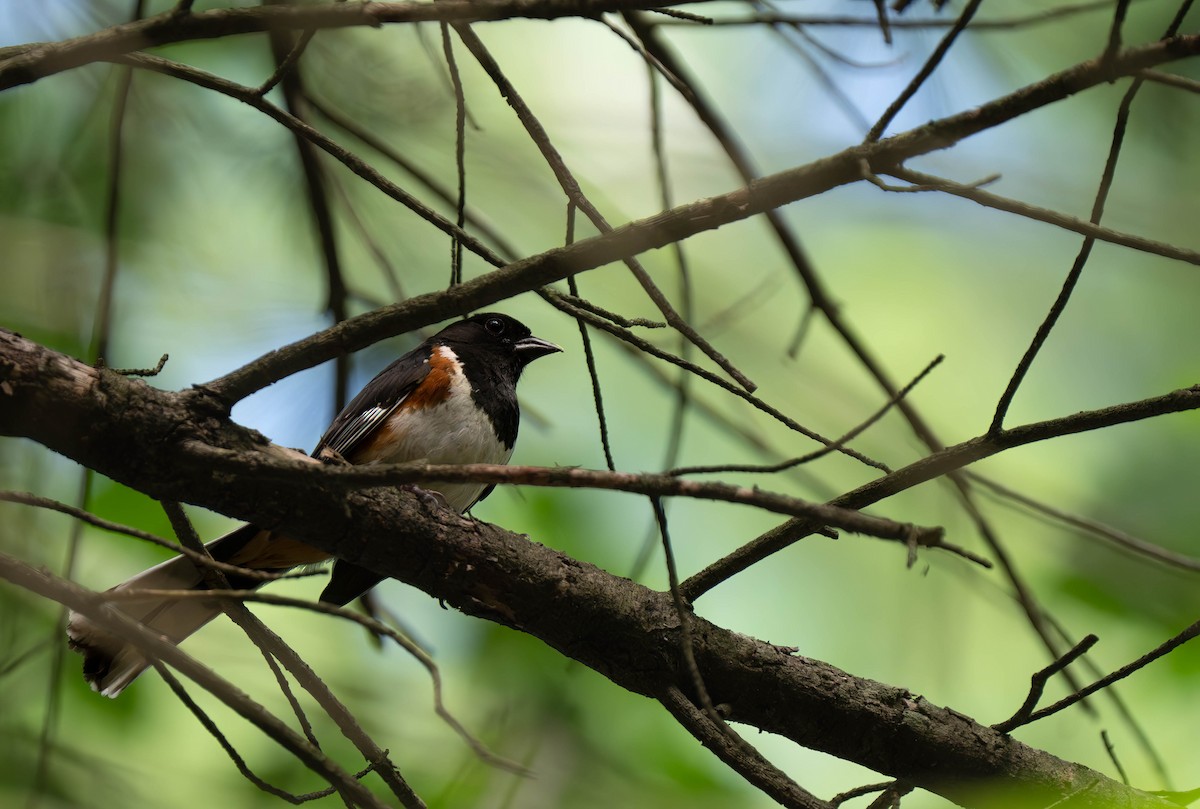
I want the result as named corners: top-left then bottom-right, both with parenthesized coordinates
top-left (450, 344), bottom-right (522, 450)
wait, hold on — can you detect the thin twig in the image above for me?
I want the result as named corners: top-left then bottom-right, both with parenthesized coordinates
top-left (680, 383), bottom-right (1200, 599)
top-left (257, 27), bottom-right (317, 96)
top-left (990, 4), bottom-right (1193, 433)
top-left (658, 685), bottom-right (832, 809)
top-left (969, 474), bottom-right (1200, 573)
top-left (542, 292), bottom-right (891, 472)
top-left (1017, 618), bottom-right (1200, 728)
top-left (184, 443), bottom-right (945, 546)
top-left (883, 166), bottom-right (1200, 266)
top-left (669, 354), bottom-right (943, 477)
top-left (1102, 730), bottom-right (1130, 786)
top-left (1138, 67), bottom-right (1200, 93)
top-left (452, 22), bottom-right (758, 393)
top-left (993, 634), bottom-right (1099, 733)
top-left (109, 586), bottom-right (529, 776)
top-left (1, 553), bottom-right (389, 808)
top-left (864, 0), bottom-right (984, 142)
top-left (0, 491), bottom-right (290, 582)
top-left (560, 204), bottom-right (616, 470)
top-left (439, 22), bottom-right (468, 287)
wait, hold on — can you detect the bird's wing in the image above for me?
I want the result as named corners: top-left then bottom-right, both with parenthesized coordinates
top-left (312, 345), bottom-right (432, 460)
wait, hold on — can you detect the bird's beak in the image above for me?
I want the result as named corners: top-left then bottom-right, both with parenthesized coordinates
top-left (513, 335), bottom-right (562, 363)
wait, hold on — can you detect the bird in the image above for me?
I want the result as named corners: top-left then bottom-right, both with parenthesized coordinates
top-left (67, 312), bottom-right (561, 697)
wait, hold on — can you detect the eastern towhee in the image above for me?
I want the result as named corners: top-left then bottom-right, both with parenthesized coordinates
top-left (67, 313), bottom-right (561, 697)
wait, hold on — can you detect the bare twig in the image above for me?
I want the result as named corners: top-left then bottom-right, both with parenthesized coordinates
top-left (542, 292), bottom-right (891, 472)
top-left (440, 22), bottom-right (468, 287)
top-left (559, 204), bottom-right (617, 470)
top-left (1016, 619), bottom-right (1200, 729)
top-left (109, 587), bottom-right (529, 776)
top-left (452, 23), bottom-right (757, 392)
top-left (969, 474), bottom-right (1200, 573)
top-left (883, 166), bottom-right (1200, 266)
top-left (864, 0), bottom-right (985, 142)
top-left (681, 383), bottom-right (1200, 599)
top-left (0, 553), bottom-right (389, 809)
top-left (1102, 730), bottom-right (1130, 786)
top-left (993, 634), bottom-right (1100, 733)
top-left (0, 491), bottom-right (288, 582)
top-left (668, 354), bottom-right (943, 476)
top-left (157, 663), bottom-right (360, 804)
top-left (990, 4), bottom-right (1193, 433)
top-left (183, 443), bottom-right (946, 547)
top-left (659, 685), bottom-right (832, 809)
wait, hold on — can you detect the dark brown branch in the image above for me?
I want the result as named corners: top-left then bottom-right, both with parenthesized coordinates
top-left (658, 686), bottom-right (831, 809)
top-left (993, 635), bottom-right (1100, 734)
top-left (0, 0), bottom-right (709, 92)
top-left (116, 31), bottom-right (1200, 407)
top-left (0, 330), bottom-right (1184, 809)
top-left (681, 383), bottom-right (1200, 599)
top-left (0, 553), bottom-right (389, 809)
top-left (969, 474), bottom-right (1200, 573)
top-left (452, 22), bottom-right (757, 392)
top-left (653, 2), bottom-right (1117, 29)
top-left (883, 166), bottom-right (1200, 266)
top-left (1016, 619), bottom-right (1200, 730)
top-left (182, 445), bottom-right (944, 547)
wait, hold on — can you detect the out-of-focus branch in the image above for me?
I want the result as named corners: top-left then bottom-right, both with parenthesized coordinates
top-left (0, 0), bottom-right (709, 91)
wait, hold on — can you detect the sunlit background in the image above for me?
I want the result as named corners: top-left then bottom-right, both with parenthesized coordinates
top-left (3, 1), bottom-right (1200, 807)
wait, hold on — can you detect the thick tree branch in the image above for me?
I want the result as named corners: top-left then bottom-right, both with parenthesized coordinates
top-left (0, 315), bottom-right (1183, 809)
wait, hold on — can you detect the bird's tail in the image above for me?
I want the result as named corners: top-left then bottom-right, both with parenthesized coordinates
top-left (66, 524), bottom-right (273, 698)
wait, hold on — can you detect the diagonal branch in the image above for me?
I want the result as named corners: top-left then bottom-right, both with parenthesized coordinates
top-left (0, 311), bottom-right (1189, 809)
top-left (177, 32), bottom-right (1200, 405)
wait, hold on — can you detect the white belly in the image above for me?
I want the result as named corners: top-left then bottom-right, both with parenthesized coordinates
top-left (357, 355), bottom-right (512, 512)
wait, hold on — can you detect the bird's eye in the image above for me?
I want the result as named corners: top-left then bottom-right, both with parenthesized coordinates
top-left (484, 317), bottom-right (505, 335)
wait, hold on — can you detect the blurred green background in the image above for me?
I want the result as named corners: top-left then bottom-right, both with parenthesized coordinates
top-left (3, 1), bottom-right (1200, 807)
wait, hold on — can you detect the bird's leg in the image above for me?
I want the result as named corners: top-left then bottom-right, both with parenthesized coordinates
top-left (401, 484), bottom-right (449, 511)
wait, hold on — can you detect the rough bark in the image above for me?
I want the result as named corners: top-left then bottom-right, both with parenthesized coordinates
top-left (0, 328), bottom-right (1177, 809)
